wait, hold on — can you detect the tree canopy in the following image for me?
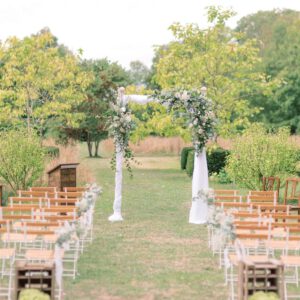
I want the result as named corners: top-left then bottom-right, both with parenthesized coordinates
top-left (237, 9), bottom-right (300, 133)
top-left (154, 7), bottom-right (273, 136)
top-left (62, 58), bottom-right (131, 157)
top-left (0, 28), bottom-right (92, 135)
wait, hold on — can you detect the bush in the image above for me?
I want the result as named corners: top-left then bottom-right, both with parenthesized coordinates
top-left (248, 291), bottom-right (279, 300)
top-left (182, 146), bottom-right (229, 177)
top-left (0, 129), bottom-right (45, 193)
top-left (216, 168), bottom-right (232, 184)
top-left (18, 289), bottom-right (50, 300)
top-left (44, 146), bottom-right (59, 158)
top-left (180, 147), bottom-right (194, 170)
top-left (207, 147), bottom-right (230, 175)
top-left (226, 125), bottom-right (299, 190)
top-left (186, 150), bottom-right (195, 177)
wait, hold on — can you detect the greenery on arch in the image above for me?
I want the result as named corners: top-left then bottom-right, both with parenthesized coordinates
top-left (155, 89), bottom-right (216, 153)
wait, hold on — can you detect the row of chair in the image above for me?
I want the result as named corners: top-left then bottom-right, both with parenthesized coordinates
top-left (208, 188), bottom-right (300, 300)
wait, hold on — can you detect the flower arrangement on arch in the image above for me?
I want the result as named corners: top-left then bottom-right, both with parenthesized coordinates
top-left (108, 98), bottom-right (137, 175)
top-left (156, 89), bottom-right (216, 153)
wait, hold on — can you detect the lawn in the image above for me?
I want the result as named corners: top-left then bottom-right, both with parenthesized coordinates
top-left (63, 154), bottom-right (235, 300)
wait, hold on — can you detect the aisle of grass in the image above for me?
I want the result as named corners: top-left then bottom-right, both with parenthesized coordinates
top-left (64, 156), bottom-right (230, 300)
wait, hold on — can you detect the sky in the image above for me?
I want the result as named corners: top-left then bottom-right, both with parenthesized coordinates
top-left (1, 0), bottom-right (300, 69)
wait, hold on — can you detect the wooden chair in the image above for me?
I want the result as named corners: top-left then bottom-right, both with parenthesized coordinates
top-left (262, 176), bottom-right (280, 196)
top-left (213, 190), bottom-right (242, 203)
top-left (17, 190), bottom-right (48, 198)
top-left (214, 202), bottom-right (251, 211)
top-left (64, 187), bottom-right (86, 192)
top-left (284, 178), bottom-right (300, 205)
top-left (247, 191), bottom-right (277, 205)
top-left (30, 187), bottom-right (57, 193)
top-left (0, 248), bottom-right (15, 300)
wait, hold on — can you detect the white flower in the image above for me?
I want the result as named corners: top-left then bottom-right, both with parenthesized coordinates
top-left (121, 107), bottom-right (126, 113)
top-left (181, 91), bottom-right (190, 101)
top-left (198, 128), bottom-right (203, 134)
top-left (193, 119), bottom-right (198, 125)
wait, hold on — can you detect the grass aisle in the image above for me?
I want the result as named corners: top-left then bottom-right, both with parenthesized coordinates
top-left (64, 156), bottom-right (227, 300)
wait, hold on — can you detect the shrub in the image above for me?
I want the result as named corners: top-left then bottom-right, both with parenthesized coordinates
top-left (18, 289), bottom-right (50, 300)
top-left (44, 146), bottom-right (59, 158)
top-left (226, 124), bottom-right (299, 190)
top-left (183, 146), bottom-right (229, 177)
top-left (216, 168), bottom-right (232, 184)
top-left (180, 147), bottom-right (194, 169)
top-left (186, 150), bottom-right (195, 177)
top-left (207, 147), bottom-right (230, 175)
top-left (248, 291), bottom-right (279, 300)
top-left (0, 129), bottom-right (45, 193)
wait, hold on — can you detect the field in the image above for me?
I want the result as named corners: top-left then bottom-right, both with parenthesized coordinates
top-left (63, 152), bottom-right (233, 300)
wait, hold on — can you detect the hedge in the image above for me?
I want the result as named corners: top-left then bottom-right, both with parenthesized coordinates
top-left (186, 150), bottom-right (195, 177)
top-left (181, 147), bottom-right (230, 177)
top-left (207, 148), bottom-right (230, 175)
top-left (180, 147), bottom-right (194, 170)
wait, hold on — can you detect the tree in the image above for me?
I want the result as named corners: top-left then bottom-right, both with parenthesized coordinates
top-left (0, 28), bottom-right (92, 136)
top-left (128, 60), bottom-right (150, 85)
top-left (155, 7), bottom-right (271, 136)
top-left (226, 124), bottom-right (299, 190)
top-left (129, 101), bottom-right (190, 143)
top-left (63, 58), bottom-right (131, 157)
top-left (236, 10), bottom-right (300, 133)
top-left (0, 129), bottom-right (45, 192)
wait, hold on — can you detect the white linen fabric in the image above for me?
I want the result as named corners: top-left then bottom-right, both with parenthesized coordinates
top-left (108, 146), bottom-right (123, 222)
top-left (189, 148), bottom-right (209, 224)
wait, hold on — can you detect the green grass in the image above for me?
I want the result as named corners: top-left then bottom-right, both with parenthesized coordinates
top-left (63, 153), bottom-right (233, 300)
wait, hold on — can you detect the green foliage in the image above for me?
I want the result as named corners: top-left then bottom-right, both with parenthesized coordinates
top-left (0, 129), bottom-right (45, 193)
top-left (183, 146), bottom-right (230, 177)
top-left (62, 58), bottom-right (131, 157)
top-left (186, 150), bottom-right (195, 177)
top-left (226, 124), bottom-right (299, 190)
top-left (156, 90), bottom-right (216, 153)
top-left (128, 60), bottom-right (150, 85)
top-left (44, 146), bottom-right (59, 158)
top-left (237, 10), bottom-right (300, 133)
top-left (130, 101), bottom-right (190, 143)
top-left (155, 6), bottom-right (270, 136)
top-left (248, 291), bottom-right (279, 300)
top-left (180, 147), bottom-right (194, 170)
top-left (0, 28), bottom-right (92, 135)
top-left (216, 168), bottom-right (232, 184)
top-left (18, 289), bottom-right (50, 300)
top-left (207, 147), bottom-right (230, 175)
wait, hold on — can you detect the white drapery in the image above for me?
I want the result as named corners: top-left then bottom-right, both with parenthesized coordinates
top-left (189, 148), bottom-right (209, 224)
top-left (108, 146), bottom-right (124, 222)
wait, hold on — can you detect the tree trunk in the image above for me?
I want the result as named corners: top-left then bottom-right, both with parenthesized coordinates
top-left (87, 139), bottom-right (93, 157)
top-left (94, 140), bottom-right (100, 157)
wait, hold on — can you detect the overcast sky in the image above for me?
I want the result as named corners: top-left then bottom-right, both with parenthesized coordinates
top-left (1, 0), bottom-right (300, 68)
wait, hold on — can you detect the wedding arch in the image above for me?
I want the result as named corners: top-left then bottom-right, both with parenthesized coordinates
top-left (108, 87), bottom-right (216, 224)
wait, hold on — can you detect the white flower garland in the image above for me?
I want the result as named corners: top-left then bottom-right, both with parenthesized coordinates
top-left (156, 89), bottom-right (216, 153)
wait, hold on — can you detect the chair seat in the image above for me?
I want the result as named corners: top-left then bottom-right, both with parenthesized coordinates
top-left (281, 255), bottom-right (300, 266)
top-left (1, 233), bottom-right (37, 242)
top-left (25, 249), bottom-right (54, 261)
top-left (0, 248), bottom-right (15, 259)
top-left (229, 254), bottom-right (269, 266)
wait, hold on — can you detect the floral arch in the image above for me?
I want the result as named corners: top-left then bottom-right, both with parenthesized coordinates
top-left (108, 87), bottom-right (216, 224)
